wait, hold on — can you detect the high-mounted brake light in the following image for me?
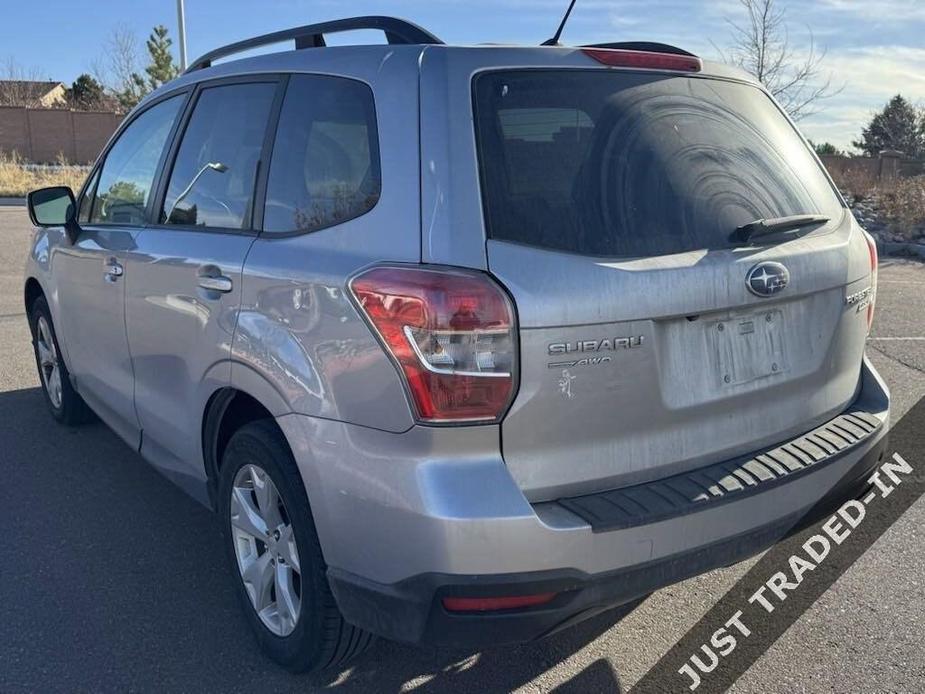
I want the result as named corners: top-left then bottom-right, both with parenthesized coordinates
top-left (864, 231), bottom-right (878, 333)
top-left (349, 266), bottom-right (517, 423)
top-left (582, 48), bottom-right (702, 72)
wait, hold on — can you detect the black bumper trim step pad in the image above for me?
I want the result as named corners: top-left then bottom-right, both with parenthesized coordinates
top-left (557, 410), bottom-right (883, 533)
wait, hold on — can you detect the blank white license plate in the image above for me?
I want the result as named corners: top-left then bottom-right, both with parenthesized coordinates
top-left (713, 310), bottom-right (788, 386)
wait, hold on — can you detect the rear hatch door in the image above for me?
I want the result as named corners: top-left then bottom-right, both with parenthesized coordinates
top-left (420, 49), bottom-right (874, 502)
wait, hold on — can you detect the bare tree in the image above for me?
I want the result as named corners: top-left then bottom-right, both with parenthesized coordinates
top-left (102, 24), bottom-right (146, 110)
top-left (719, 0), bottom-right (841, 121)
top-left (0, 57), bottom-right (47, 107)
top-left (88, 55), bottom-right (109, 90)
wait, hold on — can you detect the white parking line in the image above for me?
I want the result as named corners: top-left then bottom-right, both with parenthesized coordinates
top-left (868, 337), bottom-right (925, 341)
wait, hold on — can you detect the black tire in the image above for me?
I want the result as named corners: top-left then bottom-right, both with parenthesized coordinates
top-left (29, 296), bottom-right (93, 426)
top-left (218, 420), bottom-right (374, 672)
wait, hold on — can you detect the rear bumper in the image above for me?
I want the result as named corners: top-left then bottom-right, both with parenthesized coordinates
top-left (329, 429), bottom-right (886, 646)
top-left (278, 356), bottom-right (889, 647)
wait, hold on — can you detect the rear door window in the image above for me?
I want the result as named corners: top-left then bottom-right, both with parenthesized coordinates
top-left (262, 75), bottom-right (380, 234)
top-left (473, 71), bottom-right (844, 258)
top-left (161, 82), bottom-right (277, 229)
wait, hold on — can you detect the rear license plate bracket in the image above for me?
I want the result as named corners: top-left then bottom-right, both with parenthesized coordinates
top-left (713, 310), bottom-right (788, 386)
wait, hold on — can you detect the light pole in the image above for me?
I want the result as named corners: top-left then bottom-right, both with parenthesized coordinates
top-left (176, 0), bottom-right (188, 71)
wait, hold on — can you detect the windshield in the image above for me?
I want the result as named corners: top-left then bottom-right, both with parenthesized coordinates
top-left (473, 70), bottom-right (844, 258)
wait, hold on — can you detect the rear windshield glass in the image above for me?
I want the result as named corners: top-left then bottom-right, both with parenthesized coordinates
top-left (473, 70), bottom-right (844, 258)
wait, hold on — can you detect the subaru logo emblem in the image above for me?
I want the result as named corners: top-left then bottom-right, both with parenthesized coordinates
top-left (746, 262), bottom-right (790, 297)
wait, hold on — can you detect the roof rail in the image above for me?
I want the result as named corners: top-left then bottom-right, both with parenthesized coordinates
top-left (185, 16), bottom-right (444, 73)
top-left (581, 41), bottom-right (698, 57)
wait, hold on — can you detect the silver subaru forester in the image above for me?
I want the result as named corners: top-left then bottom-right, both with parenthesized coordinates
top-left (23, 16), bottom-right (889, 672)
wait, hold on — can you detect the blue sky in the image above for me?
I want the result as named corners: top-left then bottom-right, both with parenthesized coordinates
top-left (5, 0), bottom-right (925, 149)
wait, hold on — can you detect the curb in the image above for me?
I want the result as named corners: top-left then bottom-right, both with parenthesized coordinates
top-left (0, 197), bottom-right (24, 207)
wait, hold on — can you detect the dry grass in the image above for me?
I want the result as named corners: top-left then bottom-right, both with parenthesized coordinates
top-left (830, 166), bottom-right (879, 203)
top-left (873, 177), bottom-right (925, 236)
top-left (0, 152), bottom-right (89, 198)
top-left (831, 167), bottom-right (925, 241)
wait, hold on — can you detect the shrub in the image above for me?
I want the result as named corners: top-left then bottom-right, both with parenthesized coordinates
top-left (875, 177), bottom-right (925, 238)
top-left (831, 166), bottom-right (925, 241)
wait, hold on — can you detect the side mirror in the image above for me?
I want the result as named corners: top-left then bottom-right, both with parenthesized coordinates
top-left (27, 186), bottom-right (80, 243)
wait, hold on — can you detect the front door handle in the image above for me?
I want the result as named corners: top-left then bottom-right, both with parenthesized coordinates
top-left (198, 275), bottom-right (233, 293)
top-left (105, 258), bottom-right (123, 282)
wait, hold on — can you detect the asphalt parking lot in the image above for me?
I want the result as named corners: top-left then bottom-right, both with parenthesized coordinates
top-left (1, 203), bottom-right (923, 693)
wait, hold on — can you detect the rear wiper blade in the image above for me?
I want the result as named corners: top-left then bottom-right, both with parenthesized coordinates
top-left (734, 214), bottom-right (830, 243)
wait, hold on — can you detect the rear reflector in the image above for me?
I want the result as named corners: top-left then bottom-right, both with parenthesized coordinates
top-left (582, 48), bottom-right (702, 72)
top-left (442, 593), bottom-right (557, 612)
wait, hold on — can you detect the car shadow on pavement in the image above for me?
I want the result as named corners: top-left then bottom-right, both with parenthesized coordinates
top-left (0, 386), bottom-right (633, 693)
top-left (321, 604), bottom-right (634, 693)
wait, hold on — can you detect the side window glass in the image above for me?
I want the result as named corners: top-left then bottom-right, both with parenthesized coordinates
top-left (90, 95), bottom-right (184, 225)
top-left (161, 82), bottom-right (277, 229)
top-left (77, 168), bottom-right (100, 224)
top-left (263, 75), bottom-right (381, 234)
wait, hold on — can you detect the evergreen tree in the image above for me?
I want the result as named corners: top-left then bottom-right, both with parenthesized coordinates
top-left (811, 141), bottom-right (844, 157)
top-left (142, 25), bottom-right (179, 90)
top-left (853, 95), bottom-right (925, 158)
top-left (66, 74), bottom-right (106, 110)
top-left (116, 77), bottom-right (147, 111)
top-left (117, 25), bottom-right (179, 110)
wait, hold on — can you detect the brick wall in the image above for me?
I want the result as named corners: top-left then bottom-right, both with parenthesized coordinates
top-left (0, 106), bottom-right (122, 164)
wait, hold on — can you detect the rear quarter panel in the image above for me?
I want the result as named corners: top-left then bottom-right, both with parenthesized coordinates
top-left (233, 48), bottom-right (424, 432)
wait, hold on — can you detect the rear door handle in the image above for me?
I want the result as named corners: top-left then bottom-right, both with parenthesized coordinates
top-left (197, 275), bottom-right (233, 293)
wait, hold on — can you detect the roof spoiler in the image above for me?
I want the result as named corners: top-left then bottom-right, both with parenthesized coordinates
top-left (581, 41), bottom-right (698, 57)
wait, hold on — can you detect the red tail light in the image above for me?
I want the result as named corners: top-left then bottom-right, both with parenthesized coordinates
top-left (864, 231), bottom-right (878, 332)
top-left (582, 48), bottom-right (702, 72)
top-left (349, 266), bottom-right (517, 423)
top-left (442, 593), bottom-right (557, 612)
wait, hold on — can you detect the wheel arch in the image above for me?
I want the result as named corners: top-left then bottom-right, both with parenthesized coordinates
top-left (202, 386), bottom-right (290, 509)
top-left (24, 276), bottom-right (45, 316)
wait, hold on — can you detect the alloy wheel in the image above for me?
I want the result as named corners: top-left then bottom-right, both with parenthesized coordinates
top-left (230, 464), bottom-right (302, 637)
top-left (36, 316), bottom-right (62, 409)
